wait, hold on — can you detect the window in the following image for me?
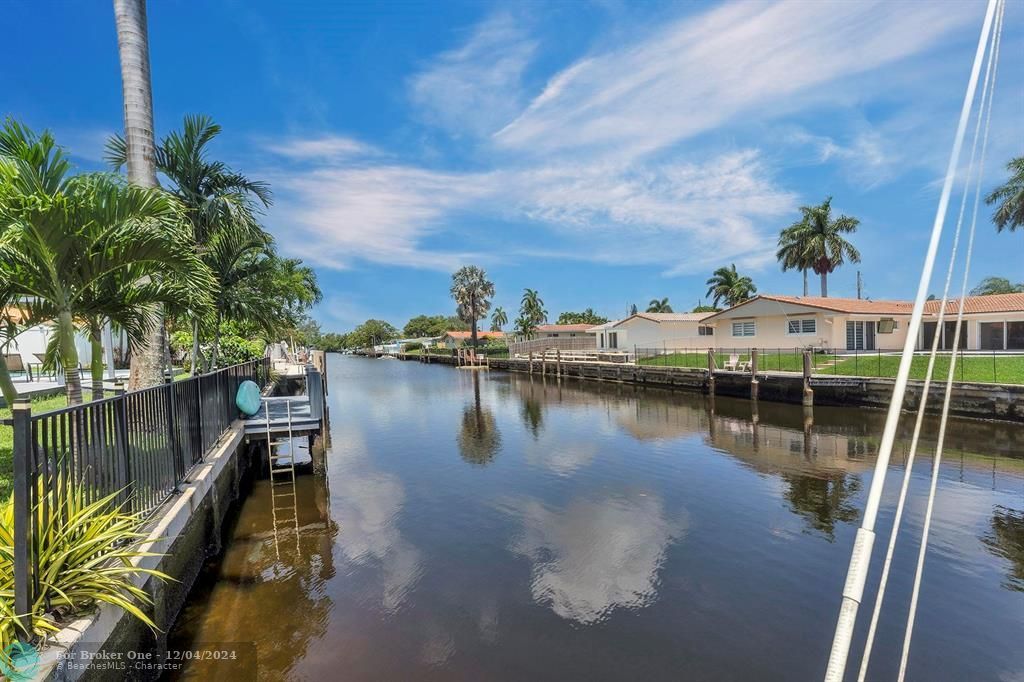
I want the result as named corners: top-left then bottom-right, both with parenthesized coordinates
top-left (550, 333), bottom-right (560, 337)
top-left (847, 321), bottom-right (876, 350)
top-left (877, 318), bottom-right (897, 334)
top-left (980, 322), bottom-right (1004, 350)
top-left (732, 321), bottom-right (756, 337)
top-left (698, 325), bottom-right (714, 336)
top-left (1009, 321), bottom-right (1024, 350)
top-left (608, 332), bottom-right (618, 349)
top-left (786, 318), bottom-right (816, 335)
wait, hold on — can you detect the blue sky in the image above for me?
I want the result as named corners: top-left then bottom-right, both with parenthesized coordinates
top-left (3, 0), bottom-right (1021, 332)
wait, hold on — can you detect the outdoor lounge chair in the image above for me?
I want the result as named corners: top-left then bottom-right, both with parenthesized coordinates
top-left (722, 353), bottom-right (740, 371)
top-left (4, 353), bottom-right (32, 382)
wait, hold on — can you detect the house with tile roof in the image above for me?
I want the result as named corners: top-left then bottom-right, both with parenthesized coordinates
top-left (592, 312), bottom-right (716, 351)
top-left (438, 330), bottom-right (506, 348)
top-left (702, 293), bottom-right (1024, 351)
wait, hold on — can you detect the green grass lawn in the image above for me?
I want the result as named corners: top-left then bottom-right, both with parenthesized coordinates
top-left (639, 351), bottom-right (820, 372)
top-left (639, 350), bottom-right (1024, 385)
top-left (830, 353), bottom-right (1024, 384)
top-left (0, 392), bottom-right (110, 500)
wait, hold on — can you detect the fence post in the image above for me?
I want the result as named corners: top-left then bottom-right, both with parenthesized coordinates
top-left (556, 348), bottom-right (562, 378)
top-left (166, 382), bottom-right (183, 488)
top-left (706, 349), bottom-right (716, 396)
top-left (112, 381), bottom-right (131, 509)
top-left (529, 352), bottom-right (534, 375)
top-left (12, 399), bottom-right (32, 637)
top-left (802, 351), bottom-right (814, 407)
top-left (750, 349), bottom-right (759, 400)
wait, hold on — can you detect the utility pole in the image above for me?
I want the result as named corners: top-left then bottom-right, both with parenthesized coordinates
top-left (856, 271), bottom-right (863, 300)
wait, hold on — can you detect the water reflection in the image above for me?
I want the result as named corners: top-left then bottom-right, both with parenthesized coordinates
top-left (169, 469), bottom-right (338, 680)
top-left (780, 473), bottom-right (862, 541)
top-left (983, 506), bottom-right (1024, 592)
top-left (457, 372), bottom-right (502, 465)
top-left (332, 431), bottom-right (423, 612)
top-left (509, 493), bottom-right (686, 625)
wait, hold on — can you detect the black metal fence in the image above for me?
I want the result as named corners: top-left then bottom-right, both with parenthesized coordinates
top-left (11, 357), bottom-right (271, 628)
top-left (633, 346), bottom-right (1024, 385)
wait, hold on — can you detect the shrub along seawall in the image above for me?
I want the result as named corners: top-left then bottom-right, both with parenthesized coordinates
top-left (397, 352), bottom-right (1024, 424)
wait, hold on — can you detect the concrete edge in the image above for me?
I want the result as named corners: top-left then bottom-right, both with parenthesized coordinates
top-left (29, 423), bottom-right (247, 681)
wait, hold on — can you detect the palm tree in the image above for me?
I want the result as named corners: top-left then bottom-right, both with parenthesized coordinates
top-left (0, 163), bottom-right (209, 405)
top-left (490, 306), bottom-right (507, 332)
top-left (113, 0), bottom-right (165, 390)
top-left (107, 114), bottom-right (271, 373)
top-left (518, 288), bottom-right (547, 338)
top-left (450, 266), bottom-right (494, 347)
top-left (783, 197), bottom-right (860, 297)
top-left (776, 223), bottom-right (813, 296)
top-left (705, 264), bottom-right (757, 308)
top-left (646, 297), bottom-right (673, 313)
top-left (987, 156), bottom-right (1024, 232)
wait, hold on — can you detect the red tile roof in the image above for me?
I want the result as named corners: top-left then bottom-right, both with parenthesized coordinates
top-left (441, 330), bottom-right (505, 339)
top-left (537, 324), bottom-right (595, 333)
top-left (924, 292), bottom-right (1024, 315)
top-left (612, 312), bottom-right (715, 327)
top-left (757, 295), bottom-right (915, 315)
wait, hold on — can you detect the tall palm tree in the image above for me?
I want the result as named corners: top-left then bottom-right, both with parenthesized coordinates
top-left (0, 168), bottom-right (209, 405)
top-left (113, 0), bottom-right (165, 389)
top-left (776, 223), bottom-right (813, 296)
top-left (450, 266), bottom-right (494, 347)
top-left (986, 156), bottom-right (1024, 232)
top-left (107, 114), bottom-right (271, 373)
top-left (518, 288), bottom-right (547, 338)
top-left (646, 297), bottom-right (673, 313)
top-left (490, 306), bottom-right (507, 332)
top-left (705, 264), bottom-right (757, 308)
top-left (783, 197), bottom-right (860, 297)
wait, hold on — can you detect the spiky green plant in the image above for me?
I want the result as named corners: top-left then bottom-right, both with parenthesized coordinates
top-left (0, 478), bottom-right (170, 667)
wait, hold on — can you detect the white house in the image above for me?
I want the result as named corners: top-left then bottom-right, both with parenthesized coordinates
top-left (701, 293), bottom-right (1024, 351)
top-left (591, 312), bottom-right (716, 351)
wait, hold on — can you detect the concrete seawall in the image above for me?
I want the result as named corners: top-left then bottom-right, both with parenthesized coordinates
top-left (400, 353), bottom-right (1024, 424)
top-left (35, 424), bottom-right (257, 681)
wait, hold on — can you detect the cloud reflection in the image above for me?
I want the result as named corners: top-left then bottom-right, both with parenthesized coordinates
top-left (510, 494), bottom-right (686, 624)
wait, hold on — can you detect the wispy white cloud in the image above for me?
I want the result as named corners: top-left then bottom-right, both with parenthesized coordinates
top-left (265, 134), bottom-right (378, 162)
top-left (264, 0), bottom-right (983, 276)
top-left (495, 0), bottom-right (977, 159)
top-left (268, 163), bottom-right (493, 270)
top-left (409, 13), bottom-right (537, 138)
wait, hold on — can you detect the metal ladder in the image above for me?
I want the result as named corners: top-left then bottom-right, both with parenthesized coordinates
top-left (264, 398), bottom-right (300, 558)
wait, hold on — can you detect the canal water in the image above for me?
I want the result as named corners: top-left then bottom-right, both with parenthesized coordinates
top-left (169, 355), bottom-right (1024, 681)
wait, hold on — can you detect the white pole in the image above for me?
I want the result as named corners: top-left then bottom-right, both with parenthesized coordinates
top-left (822, 1), bottom-right (999, 679)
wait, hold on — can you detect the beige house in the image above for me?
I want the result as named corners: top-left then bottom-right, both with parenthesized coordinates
top-left (438, 330), bottom-right (506, 348)
top-left (591, 312), bottom-right (716, 351)
top-left (534, 323), bottom-right (594, 338)
top-left (702, 293), bottom-right (1024, 351)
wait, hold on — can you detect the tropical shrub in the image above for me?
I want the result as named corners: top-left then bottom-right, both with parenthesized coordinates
top-left (0, 479), bottom-right (169, 668)
top-left (215, 335), bottom-right (265, 365)
top-left (403, 342), bottom-right (423, 352)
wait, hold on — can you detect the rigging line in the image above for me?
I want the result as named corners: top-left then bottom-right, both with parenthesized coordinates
top-left (897, 4), bottom-right (1004, 680)
top-left (855, 2), bottom-right (1004, 677)
top-left (821, 1), bottom-right (1000, 679)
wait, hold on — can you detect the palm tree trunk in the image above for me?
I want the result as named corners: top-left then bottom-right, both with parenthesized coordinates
top-left (114, 0), bottom-right (164, 390)
top-left (470, 293), bottom-right (478, 347)
top-left (90, 327), bottom-right (105, 402)
top-left (0, 360), bottom-right (17, 407)
top-left (191, 318), bottom-right (201, 375)
top-left (820, 271), bottom-right (828, 298)
top-left (58, 311), bottom-right (83, 406)
top-left (211, 311), bottom-right (222, 369)
top-left (802, 269), bottom-right (808, 297)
